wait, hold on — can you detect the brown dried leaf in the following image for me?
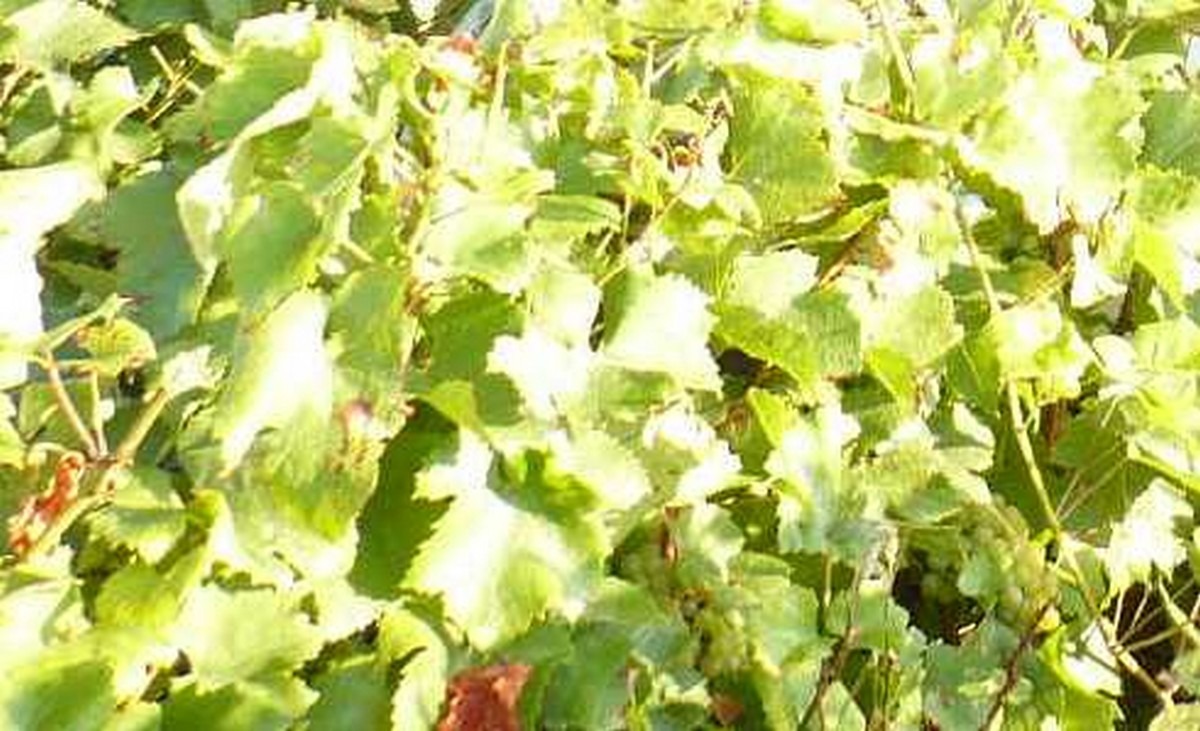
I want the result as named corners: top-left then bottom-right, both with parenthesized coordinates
top-left (437, 662), bottom-right (532, 731)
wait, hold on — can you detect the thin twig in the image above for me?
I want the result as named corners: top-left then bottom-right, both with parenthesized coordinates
top-left (1155, 578), bottom-right (1200, 648)
top-left (981, 604), bottom-right (1050, 731)
top-left (1121, 578), bottom-right (1196, 644)
top-left (802, 570), bottom-right (864, 729)
top-left (1098, 614), bottom-right (1174, 707)
top-left (801, 626), bottom-right (860, 730)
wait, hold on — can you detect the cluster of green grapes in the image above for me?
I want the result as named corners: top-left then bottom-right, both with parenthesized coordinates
top-left (963, 509), bottom-right (1060, 629)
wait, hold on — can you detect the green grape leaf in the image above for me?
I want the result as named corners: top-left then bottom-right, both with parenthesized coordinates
top-left (350, 410), bottom-right (455, 599)
top-left (924, 620), bottom-right (1019, 730)
top-left (961, 55), bottom-right (1143, 233)
top-left (868, 285), bottom-right (961, 370)
top-left (304, 656), bottom-right (392, 731)
top-left (721, 249), bottom-right (818, 318)
top-left (417, 197), bottom-right (535, 294)
top-left (173, 586), bottom-right (323, 688)
top-left (166, 12), bottom-right (324, 145)
top-left (760, 0), bottom-right (867, 44)
top-left (1103, 479), bottom-right (1191, 591)
top-left (0, 161), bottom-right (104, 387)
top-left (404, 431), bottom-right (607, 649)
top-left (378, 606), bottom-right (455, 730)
top-left (86, 469), bottom-right (187, 563)
top-left (911, 27), bottom-right (1011, 130)
top-left (77, 317), bottom-right (157, 377)
top-left (724, 70), bottom-right (840, 224)
top-left (488, 328), bottom-right (594, 421)
top-left (0, 657), bottom-right (116, 731)
top-left (1127, 167), bottom-right (1200, 307)
top-left (717, 289), bottom-right (862, 396)
top-left (731, 554), bottom-right (825, 674)
top-left (542, 624), bottom-right (639, 729)
top-left (207, 291), bottom-right (333, 471)
top-left (100, 170), bottom-right (214, 339)
top-left (221, 183), bottom-right (323, 314)
top-left (526, 264), bottom-right (602, 349)
top-left (973, 299), bottom-right (1093, 403)
top-left (161, 676), bottom-right (317, 731)
top-left (767, 404), bottom-right (860, 555)
top-left (0, 0), bottom-right (137, 69)
top-left (1143, 91), bottom-right (1200, 177)
top-left (601, 271), bottom-right (721, 391)
top-left (328, 265), bottom-right (418, 427)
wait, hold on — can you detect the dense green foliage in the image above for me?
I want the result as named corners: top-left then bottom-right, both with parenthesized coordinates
top-left (1, 0), bottom-right (1199, 728)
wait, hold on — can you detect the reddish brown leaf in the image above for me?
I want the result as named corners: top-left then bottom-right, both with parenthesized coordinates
top-left (437, 663), bottom-right (532, 731)
top-left (6, 452), bottom-right (86, 557)
top-left (710, 692), bottom-right (744, 726)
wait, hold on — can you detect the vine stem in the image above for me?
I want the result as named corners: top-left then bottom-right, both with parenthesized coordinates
top-left (954, 198), bottom-right (1173, 708)
top-left (953, 202), bottom-right (1061, 537)
top-left (114, 388), bottom-right (170, 465)
top-left (802, 569), bottom-right (863, 729)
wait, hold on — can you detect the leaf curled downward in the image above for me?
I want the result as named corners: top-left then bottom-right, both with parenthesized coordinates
top-left (436, 663), bottom-right (532, 731)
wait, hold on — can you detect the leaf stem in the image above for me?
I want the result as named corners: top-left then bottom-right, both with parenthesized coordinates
top-left (89, 370), bottom-right (109, 456)
top-left (42, 351), bottom-right (100, 460)
top-left (115, 388), bottom-right (170, 465)
top-left (874, 0), bottom-right (917, 115)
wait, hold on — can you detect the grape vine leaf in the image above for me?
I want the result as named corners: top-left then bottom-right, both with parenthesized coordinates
top-left (1127, 167), bottom-right (1200, 307)
top-left (1103, 479), bottom-right (1191, 590)
top-left (404, 432), bottom-right (607, 649)
top-left (1143, 90), bottom-right (1200, 177)
top-left (961, 51), bottom-right (1143, 233)
top-left (304, 656), bottom-right (392, 731)
top-left (206, 290), bottom-right (333, 471)
top-left (161, 676), bottom-right (317, 731)
top-left (601, 271), bottom-right (721, 391)
top-left (173, 586), bottom-right (323, 689)
top-left (378, 605), bottom-right (457, 730)
top-left (0, 0), bottom-right (137, 69)
top-left (723, 69), bottom-right (840, 224)
top-left (0, 161), bottom-right (104, 387)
